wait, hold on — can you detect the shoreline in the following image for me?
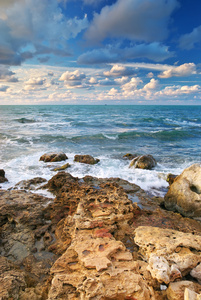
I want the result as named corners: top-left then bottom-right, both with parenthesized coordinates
top-left (1, 161), bottom-right (201, 299)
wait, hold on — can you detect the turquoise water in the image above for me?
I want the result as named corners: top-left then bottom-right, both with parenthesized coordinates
top-left (1, 105), bottom-right (201, 195)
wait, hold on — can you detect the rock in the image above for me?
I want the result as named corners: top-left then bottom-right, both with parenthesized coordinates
top-left (167, 173), bottom-right (178, 186)
top-left (40, 152), bottom-right (68, 162)
top-left (166, 281), bottom-right (201, 300)
top-left (184, 288), bottom-right (201, 300)
top-left (134, 226), bottom-right (201, 283)
top-left (74, 154), bottom-right (100, 165)
top-left (0, 169), bottom-right (8, 183)
top-left (14, 177), bottom-right (47, 190)
top-left (52, 163), bottom-right (71, 171)
top-left (123, 153), bottom-right (138, 160)
top-left (164, 164), bottom-right (201, 219)
top-left (129, 154), bottom-right (157, 170)
top-left (191, 263), bottom-right (201, 284)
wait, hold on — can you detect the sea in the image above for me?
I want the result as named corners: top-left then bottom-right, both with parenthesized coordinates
top-left (1, 105), bottom-right (201, 197)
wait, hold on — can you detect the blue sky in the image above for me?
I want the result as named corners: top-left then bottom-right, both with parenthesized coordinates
top-left (0, 0), bottom-right (201, 104)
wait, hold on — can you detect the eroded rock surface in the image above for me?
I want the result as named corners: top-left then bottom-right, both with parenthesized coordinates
top-left (0, 169), bottom-right (8, 183)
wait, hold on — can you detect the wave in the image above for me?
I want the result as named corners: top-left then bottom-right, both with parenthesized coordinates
top-left (15, 118), bottom-right (36, 124)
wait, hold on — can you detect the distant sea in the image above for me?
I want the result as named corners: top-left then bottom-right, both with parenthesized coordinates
top-left (1, 105), bottom-right (201, 196)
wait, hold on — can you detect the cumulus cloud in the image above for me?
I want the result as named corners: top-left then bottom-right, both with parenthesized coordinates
top-left (59, 70), bottom-right (86, 81)
top-left (158, 63), bottom-right (196, 78)
top-left (179, 26), bottom-right (201, 50)
top-left (78, 42), bottom-right (174, 65)
top-left (104, 65), bottom-right (134, 77)
top-left (85, 0), bottom-right (179, 43)
top-left (122, 77), bottom-right (143, 92)
top-left (143, 78), bottom-right (159, 90)
top-left (25, 77), bottom-right (46, 86)
top-left (0, 0), bottom-right (88, 65)
top-left (115, 76), bottom-right (130, 85)
top-left (156, 85), bottom-right (200, 97)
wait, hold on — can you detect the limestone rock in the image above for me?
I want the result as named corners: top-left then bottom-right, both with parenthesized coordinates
top-left (74, 154), bottom-right (100, 164)
top-left (184, 288), bottom-right (201, 300)
top-left (52, 163), bottom-right (70, 171)
top-left (134, 226), bottom-right (201, 283)
top-left (129, 154), bottom-right (157, 170)
top-left (166, 281), bottom-right (201, 300)
top-left (40, 152), bottom-right (68, 162)
top-left (191, 263), bottom-right (201, 284)
top-left (164, 164), bottom-right (201, 219)
top-left (0, 169), bottom-right (8, 183)
top-left (14, 177), bottom-right (47, 190)
top-left (123, 153), bottom-right (138, 160)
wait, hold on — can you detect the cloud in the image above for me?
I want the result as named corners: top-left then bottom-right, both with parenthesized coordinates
top-left (179, 26), bottom-right (201, 50)
top-left (121, 77), bottom-right (143, 92)
top-left (77, 42), bottom-right (174, 65)
top-left (0, 85), bottom-right (9, 92)
top-left (85, 0), bottom-right (179, 43)
top-left (104, 65), bottom-right (134, 77)
top-left (25, 77), bottom-right (46, 86)
top-left (59, 70), bottom-right (86, 81)
top-left (158, 63), bottom-right (196, 78)
top-left (143, 78), bottom-right (159, 90)
top-left (0, 0), bottom-right (88, 65)
top-left (98, 78), bottom-right (116, 86)
top-left (115, 76), bottom-right (130, 85)
top-left (156, 85), bottom-right (200, 97)
top-left (0, 65), bottom-right (18, 82)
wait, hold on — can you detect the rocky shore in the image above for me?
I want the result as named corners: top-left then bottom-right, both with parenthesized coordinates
top-left (1, 154), bottom-right (201, 299)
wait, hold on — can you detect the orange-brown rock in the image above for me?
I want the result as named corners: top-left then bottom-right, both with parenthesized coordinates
top-left (74, 154), bottom-right (100, 164)
top-left (40, 152), bottom-right (68, 162)
top-left (129, 154), bottom-right (157, 170)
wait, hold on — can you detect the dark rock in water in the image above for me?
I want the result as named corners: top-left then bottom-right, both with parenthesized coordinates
top-left (53, 163), bottom-right (71, 171)
top-left (167, 173), bottom-right (178, 186)
top-left (123, 153), bottom-right (138, 160)
top-left (40, 152), bottom-right (68, 162)
top-left (74, 154), bottom-right (100, 165)
top-left (129, 154), bottom-right (157, 170)
top-left (0, 169), bottom-right (8, 183)
top-left (164, 164), bottom-right (201, 220)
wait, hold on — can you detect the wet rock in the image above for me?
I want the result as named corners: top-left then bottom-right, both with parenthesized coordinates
top-left (135, 226), bottom-right (201, 284)
top-left (52, 163), bottom-right (70, 171)
top-left (123, 153), bottom-right (138, 160)
top-left (40, 152), bottom-right (68, 162)
top-left (164, 164), bottom-right (201, 220)
top-left (167, 173), bottom-right (178, 186)
top-left (166, 281), bottom-right (201, 300)
top-left (74, 154), bottom-right (100, 165)
top-left (129, 154), bottom-right (157, 170)
top-left (0, 169), bottom-right (8, 183)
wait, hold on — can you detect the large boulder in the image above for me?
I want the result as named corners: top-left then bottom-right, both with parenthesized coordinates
top-left (74, 154), bottom-right (100, 165)
top-left (40, 152), bottom-right (68, 162)
top-left (0, 169), bottom-right (8, 183)
top-left (129, 154), bottom-right (157, 170)
top-left (164, 164), bottom-right (201, 219)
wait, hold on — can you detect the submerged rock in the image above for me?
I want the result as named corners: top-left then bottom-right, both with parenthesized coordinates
top-left (129, 154), bottom-right (157, 170)
top-left (52, 163), bottom-right (71, 171)
top-left (0, 169), bottom-right (8, 183)
top-left (74, 154), bottom-right (100, 165)
top-left (40, 152), bottom-right (68, 162)
top-left (164, 164), bottom-right (201, 220)
top-left (123, 153), bottom-right (138, 160)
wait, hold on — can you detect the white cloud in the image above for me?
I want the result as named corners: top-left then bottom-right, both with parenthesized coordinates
top-left (122, 77), bottom-right (143, 92)
top-left (85, 0), bottom-right (179, 43)
top-left (104, 65), bottom-right (134, 77)
top-left (179, 26), bottom-right (201, 50)
top-left (158, 63), bottom-right (196, 78)
top-left (156, 85), bottom-right (200, 97)
top-left (143, 78), bottom-right (159, 90)
top-left (25, 77), bottom-right (46, 85)
top-left (59, 70), bottom-right (86, 81)
top-left (115, 76), bottom-right (129, 85)
top-left (0, 65), bottom-right (18, 82)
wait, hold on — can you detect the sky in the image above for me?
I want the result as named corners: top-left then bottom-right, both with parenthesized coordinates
top-left (0, 0), bottom-right (201, 105)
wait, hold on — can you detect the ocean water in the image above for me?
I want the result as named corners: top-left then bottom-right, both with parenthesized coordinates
top-left (1, 105), bottom-right (201, 196)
